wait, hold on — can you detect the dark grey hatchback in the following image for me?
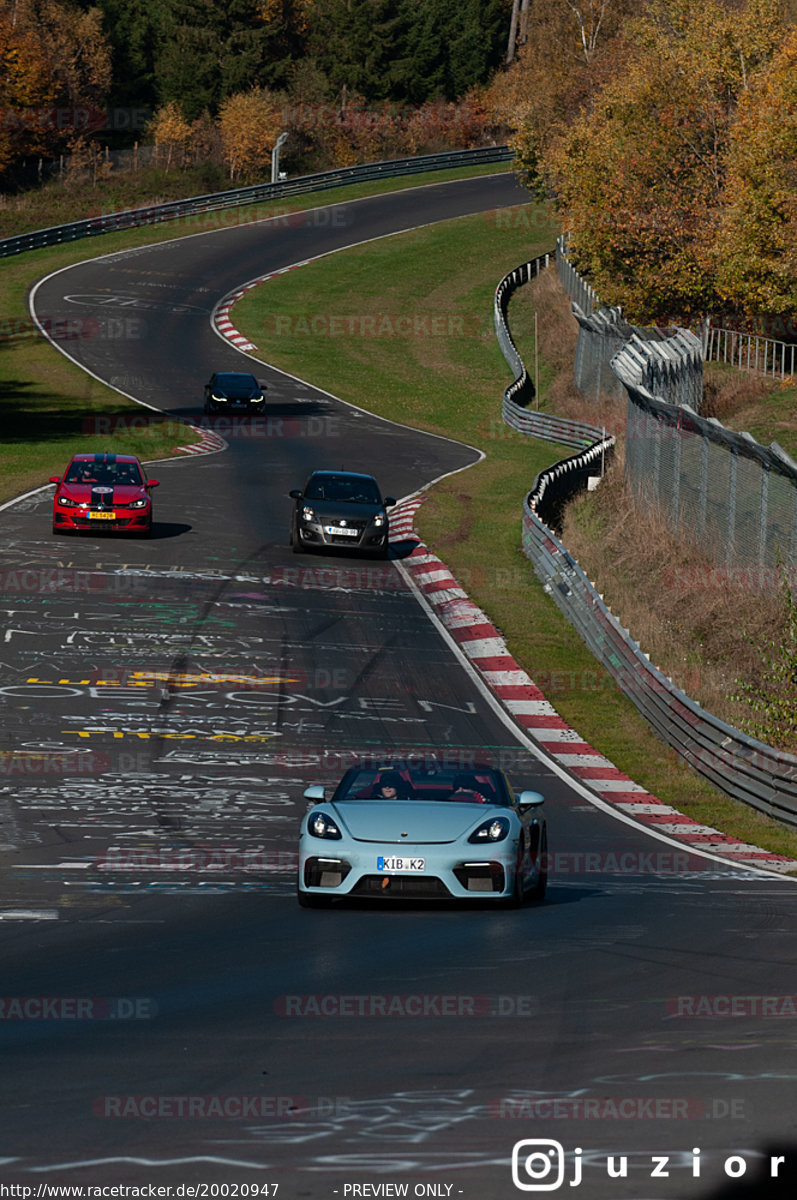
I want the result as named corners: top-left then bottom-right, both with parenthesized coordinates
top-left (289, 470), bottom-right (396, 558)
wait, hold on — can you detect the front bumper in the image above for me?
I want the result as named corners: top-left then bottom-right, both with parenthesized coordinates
top-left (53, 507), bottom-right (151, 532)
top-left (297, 522), bottom-right (387, 551)
top-left (298, 839), bottom-right (521, 901)
top-left (205, 398), bottom-right (264, 412)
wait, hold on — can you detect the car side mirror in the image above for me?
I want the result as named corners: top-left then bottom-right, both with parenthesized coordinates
top-left (289, 489), bottom-right (303, 500)
top-left (384, 497), bottom-right (396, 507)
top-left (303, 785), bottom-right (326, 803)
top-left (147, 480), bottom-right (160, 488)
top-left (517, 789), bottom-right (545, 814)
top-left (49, 476), bottom-right (61, 484)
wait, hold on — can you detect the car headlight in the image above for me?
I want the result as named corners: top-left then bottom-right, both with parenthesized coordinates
top-left (308, 811), bottom-right (342, 840)
top-left (211, 393), bottom-right (227, 402)
top-left (373, 513), bottom-right (385, 527)
top-left (127, 498), bottom-right (148, 508)
top-left (250, 395), bottom-right (264, 402)
top-left (57, 496), bottom-right (79, 507)
top-left (301, 505), bottom-right (316, 522)
top-left (468, 816), bottom-right (510, 843)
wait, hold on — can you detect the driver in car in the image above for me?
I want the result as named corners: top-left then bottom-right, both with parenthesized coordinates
top-left (374, 770), bottom-right (413, 800)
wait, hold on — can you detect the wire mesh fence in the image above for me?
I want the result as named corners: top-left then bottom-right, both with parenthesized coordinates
top-left (614, 364), bottom-right (797, 572)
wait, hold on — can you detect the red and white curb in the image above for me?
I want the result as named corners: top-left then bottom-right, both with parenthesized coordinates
top-left (173, 422), bottom-right (227, 456)
top-left (212, 259), bottom-right (320, 352)
top-left (389, 497), bottom-right (797, 876)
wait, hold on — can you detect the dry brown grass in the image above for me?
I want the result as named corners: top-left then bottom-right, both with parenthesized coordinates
top-left (514, 267), bottom-right (628, 435)
top-left (562, 463), bottom-right (789, 737)
top-left (702, 363), bottom-right (772, 421)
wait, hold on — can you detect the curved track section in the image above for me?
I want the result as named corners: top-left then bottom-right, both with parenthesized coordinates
top-left (0, 175), bottom-right (795, 1198)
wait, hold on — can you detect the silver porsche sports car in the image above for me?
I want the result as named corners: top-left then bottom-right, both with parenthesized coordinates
top-left (297, 761), bottom-right (547, 907)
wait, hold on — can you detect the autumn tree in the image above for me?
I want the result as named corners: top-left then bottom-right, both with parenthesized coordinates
top-left (0, 0), bottom-right (113, 177)
top-left (147, 99), bottom-right (192, 169)
top-left (218, 87), bottom-right (282, 181)
top-left (544, 0), bottom-right (785, 320)
top-left (36, 1), bottom-right (112, 113)
top-left (714, 28), bottom-right (797, 319)
top-left (0, 11), bottom-right (56, 170)
top-left (485, 0), bottom-right (636, 188)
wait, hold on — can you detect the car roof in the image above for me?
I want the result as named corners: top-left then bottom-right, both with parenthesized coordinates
top-left (307, 469), bottom-right (378, 482)
top-left (68, 452), bottom-right (142, 464)
top-left (342, 761), bottom-right (502, 775)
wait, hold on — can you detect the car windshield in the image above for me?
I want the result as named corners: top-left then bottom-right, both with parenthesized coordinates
top-left (333, 766), bottom-right (509, 805)
top-left (215, 374), bottom-right (257, 389)
top-left (65, 461), bottom-right (143, 486)
top-left (304, 475), bottom-right (381, 504)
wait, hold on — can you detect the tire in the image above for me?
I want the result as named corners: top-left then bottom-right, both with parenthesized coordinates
top-left (528, 829), bottom-right (548, 902)
top-left (503, 844), bottom-right (527, 909)
top-left (290, 518), bottom-right (302, 553)
top-left (298, 888), bottom-right (331, 909)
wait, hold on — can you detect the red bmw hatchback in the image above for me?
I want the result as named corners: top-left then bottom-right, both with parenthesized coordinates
top-left (50, 452), bottom-right (159, 536)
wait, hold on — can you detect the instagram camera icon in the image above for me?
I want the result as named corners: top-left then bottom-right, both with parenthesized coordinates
top-left (512, 1139), bottom-right (566, 1191)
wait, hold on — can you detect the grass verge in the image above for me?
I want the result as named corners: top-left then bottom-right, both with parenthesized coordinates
top-left (231, 205), bottom-right (797, 862)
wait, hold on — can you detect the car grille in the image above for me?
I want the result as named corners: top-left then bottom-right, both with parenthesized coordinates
top-left (350, 875), bottom-right (452, 899)
top-left (325, 520), bottom-right (368, 545)
top-left (72, 515), bottom-right (135, 527)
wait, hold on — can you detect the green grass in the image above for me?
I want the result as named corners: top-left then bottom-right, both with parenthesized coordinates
top-left (0, 163), bottom-right (513, 500)
top-left (232, 206), bottom-right (797, 863)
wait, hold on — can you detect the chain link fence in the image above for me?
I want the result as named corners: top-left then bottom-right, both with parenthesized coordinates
top-left (614, 361), bottom-right (797, 571)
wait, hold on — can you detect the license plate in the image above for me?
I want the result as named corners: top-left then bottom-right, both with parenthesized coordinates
top-left (88, 511), bottom-right (116, 520)
top-left (377, 856), bottom-right (425, 873)
top-left (326, 525), bottom-right (359, 537)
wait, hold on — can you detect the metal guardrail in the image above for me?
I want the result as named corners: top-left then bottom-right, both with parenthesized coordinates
top-left (704, 324), bottom-right (797, 381)
top-left (0, 146), bottom-right (513, 259)
top-left (497, 253), bottom-right (797, 825)
top-left (494, 251), bottom-right (610, 449)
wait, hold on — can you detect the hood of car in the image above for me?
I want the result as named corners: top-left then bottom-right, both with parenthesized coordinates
top-left (213, 382), bottom-right (261, 398)
top-left (332, 800), bottom-right (492, 844)
top-left (305, 498), bottom-right (383, 520)
top-left (58, 484), bottom-right (146, 503)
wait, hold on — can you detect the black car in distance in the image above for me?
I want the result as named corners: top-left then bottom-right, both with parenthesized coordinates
top-left (289, 470), bottom-right (396, 558)
top-left (203, 372), bottom-right (266, 413)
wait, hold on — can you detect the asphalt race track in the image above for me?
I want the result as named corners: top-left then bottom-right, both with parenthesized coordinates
top-left (1, 174), bottom-right (796, 1199)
